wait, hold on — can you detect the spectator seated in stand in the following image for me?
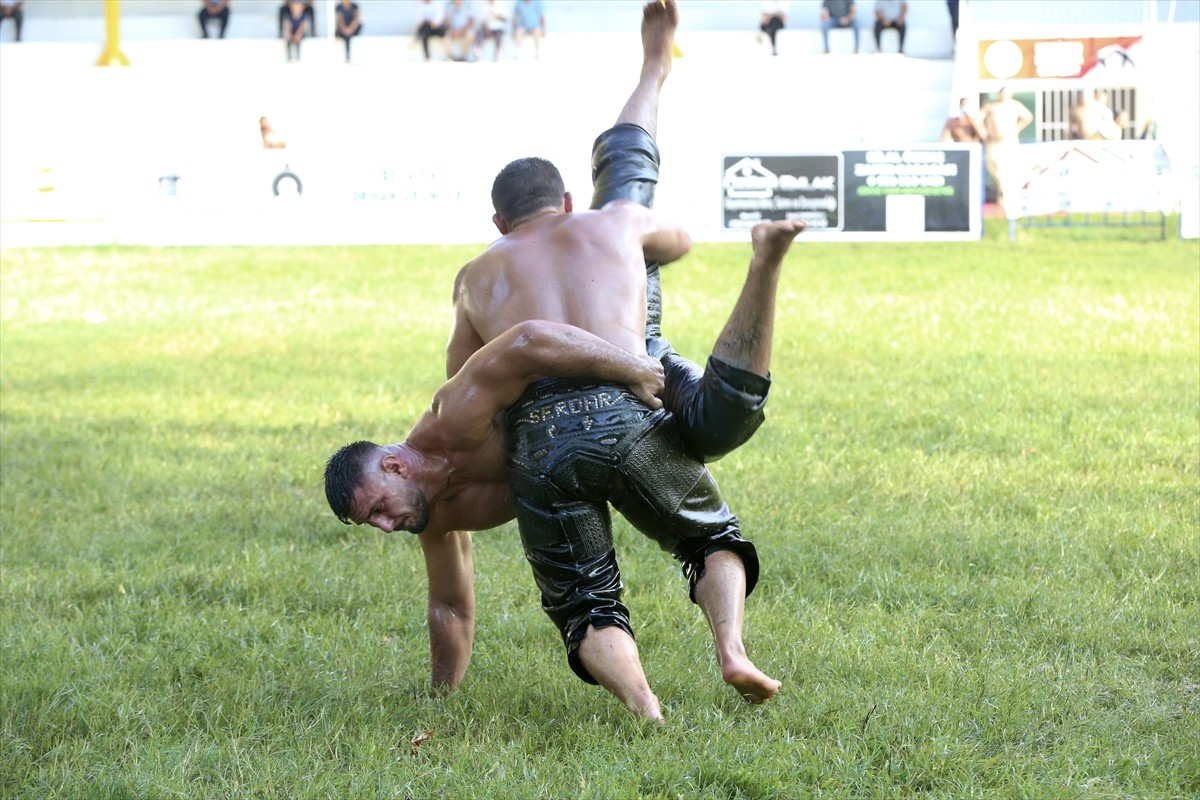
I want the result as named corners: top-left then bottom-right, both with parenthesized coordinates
top-left (0, 1), bottom-right (24, 42)
top-left (512, 0), bottom-right (545, 60)
top-left (872, 0), bottom-right (906, 54)
top-left (335, 0), bottom-right (362, 63)
top-left (820, 0), bottom-right (860, 54)
top-left (282, 0), bottom-right (307, 62)
top-left (444, 0), bottom-right (476, 62)
top-left (476, 0), bottom-right (507, 61)
top-left (198, 0), bottom-right (230, 39)
top-left (759, 1), bottom-right (788, 57)
top-left (279, 0), bottom-right (315, 38)
top-left (416, 0), bottom-right (448, 62)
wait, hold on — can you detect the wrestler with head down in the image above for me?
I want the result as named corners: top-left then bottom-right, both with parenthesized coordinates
top-left (325, 0), bottom-right (803, 722)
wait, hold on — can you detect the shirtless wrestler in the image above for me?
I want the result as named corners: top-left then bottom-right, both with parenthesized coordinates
top-left (326, 216), bottom-right (802, 722)
top-left (326, 0), bottom-right (802, 722)
top-left (441, 0), bottom-right (801, 719)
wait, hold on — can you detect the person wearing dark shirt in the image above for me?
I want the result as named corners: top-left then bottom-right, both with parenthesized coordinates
top-left (281, 0), bottom-right (307, 62)
top-left (820, 0), bottom-right (859, 54)
top-left (335, 0), bottom-right (362, 63)
top-left (278, 0), bottom-right (314, 38)
top-left (199, 0), bottom-right (230, 39)
top-left (0, 1), bottom-right (24, 42)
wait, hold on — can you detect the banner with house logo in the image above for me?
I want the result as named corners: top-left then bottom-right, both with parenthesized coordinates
top-left (722, 146), bottom-right (981, 240)
top-left (721, 155), bottom-right (843, 232)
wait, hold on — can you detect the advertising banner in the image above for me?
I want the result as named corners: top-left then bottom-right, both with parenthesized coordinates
top-left (977, 35), bottom-right (1142, 81)
top-left (842, 148), bottom-right (977, 233)
top-left (1004, 140), bottom-right (1174, 221)
top-left (1181, 162), bottom-right (1199, 240)
top-left (722, 145), bottom-right (981, 241)
top-left (721, 155), bottom-right (843, 232)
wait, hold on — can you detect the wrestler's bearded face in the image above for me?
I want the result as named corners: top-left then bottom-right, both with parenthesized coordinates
top-left (354, 473), bottom-right (431, 534)
top-left (389, 479), bottom-right (431, 534)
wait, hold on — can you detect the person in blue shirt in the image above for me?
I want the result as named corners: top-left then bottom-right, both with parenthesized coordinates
top-left (512, 0), bottom-right (545, 59)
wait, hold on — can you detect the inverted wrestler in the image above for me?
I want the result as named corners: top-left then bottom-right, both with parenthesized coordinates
top-left (444, 0), bottom-right (799, 719)
top-left (439, 0), bottom-right (782, 703)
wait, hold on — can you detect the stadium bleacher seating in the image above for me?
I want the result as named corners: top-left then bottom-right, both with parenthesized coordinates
top-left (0, 1), bottom-right (959, 141)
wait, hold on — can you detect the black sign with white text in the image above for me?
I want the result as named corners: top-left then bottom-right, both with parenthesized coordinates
top-left (721, 154), bottom-right (843, 231)
top-left (722, 146), bottom-right (980, 239)
top-left (841, 148), bottom-right (973, 232)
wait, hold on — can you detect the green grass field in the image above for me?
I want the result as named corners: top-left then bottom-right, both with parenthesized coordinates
top-left (2, 221), bottom-right (1198, 799)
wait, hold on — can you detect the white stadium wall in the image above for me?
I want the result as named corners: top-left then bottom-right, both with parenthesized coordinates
top-left (0, 26), bottom-right (962, 245)
top-left (1, 1), bottom-right (1196, 245)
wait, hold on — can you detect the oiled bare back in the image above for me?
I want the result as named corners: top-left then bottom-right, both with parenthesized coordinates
top-left (459, 207), bottom-right (651, 355)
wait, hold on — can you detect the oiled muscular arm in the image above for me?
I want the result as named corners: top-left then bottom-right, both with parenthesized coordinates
top-left (420, 529), bottom-right (476, 691)
top-left (642, 217), bottom-right (691, 266)
top-left (447, 265), bottom-right (486, 379)
top-left (432, 320), bottom-right (665, 448)
top-left (601, 200), bottom-right (691, 266)
top-left (416, 468), bottom-right (514, 692)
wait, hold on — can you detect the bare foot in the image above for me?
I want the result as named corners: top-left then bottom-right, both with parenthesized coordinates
top-left (640, 0), bottom-right (678, 86)
top-left (577, 625), bottom-right (665, 723)
top-left (633, 697), bottom-right (666, 723)
top-left (722, 655), bottom-right (782, 704)
top-left (750, 219), bottom-right (805, 265)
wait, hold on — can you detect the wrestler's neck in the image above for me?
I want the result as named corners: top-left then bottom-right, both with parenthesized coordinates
top-left (509, 207), bottom-right (565, 231)
top-left (391, 442), bottom-right (454, 500)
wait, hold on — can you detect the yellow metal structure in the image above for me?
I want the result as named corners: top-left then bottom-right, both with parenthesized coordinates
top-left (96, 0), bottom-right (130, 66)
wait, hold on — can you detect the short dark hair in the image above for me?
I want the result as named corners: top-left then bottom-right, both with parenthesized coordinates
top-left (491, 157), bottom-right (565, 225)
top-left (324, 440), bottom-right (378, 524)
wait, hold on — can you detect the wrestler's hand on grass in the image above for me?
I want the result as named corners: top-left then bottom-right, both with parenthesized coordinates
top-left (630, 354), bottom-right (666, 409)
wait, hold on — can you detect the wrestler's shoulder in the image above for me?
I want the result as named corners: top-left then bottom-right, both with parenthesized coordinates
top-left (591, 200), bottom-right (655, 230)
top-left (597, 198), bottom-right (648, 215)
top-left (457, 242), bottom-right (508, 282)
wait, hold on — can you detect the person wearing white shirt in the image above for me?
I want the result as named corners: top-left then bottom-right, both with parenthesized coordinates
top-left (415, 0), bottom-right (447, 61)
top-left (476, 0), bottom-right (508, 61)
top-left (759, 1), bottom-right (788, 56)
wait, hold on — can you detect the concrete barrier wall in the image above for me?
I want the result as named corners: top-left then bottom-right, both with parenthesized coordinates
top-left (3, 3), bottom-right (1192, 246)
top-left (0, 20), bottom-right (962, 247)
